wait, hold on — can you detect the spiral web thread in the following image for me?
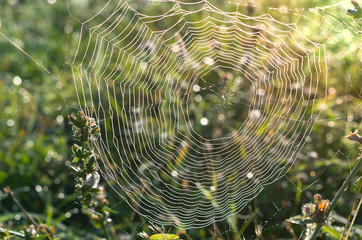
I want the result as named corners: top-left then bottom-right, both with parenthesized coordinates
top-left (65, 0), bottom-right (359, 229)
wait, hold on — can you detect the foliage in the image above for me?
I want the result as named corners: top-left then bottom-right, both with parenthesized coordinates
top-left (347, 0), bottom-right (362, 19)
top-left (139, 225), bottom-right (180, 240)
top-left (68, 111), bottom-right (101, 207)
top-left (286, 132), bottom-right (362, 240)
top-left (68, 111), bottom-right (116, 240)
top-left (0, 0), bottom-right (361, 239)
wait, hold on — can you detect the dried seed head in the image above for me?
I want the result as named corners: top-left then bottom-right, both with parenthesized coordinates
top-left (346, 129), bottom-right (362, 144)
top-left (302, 203), bottom-right (314, 215)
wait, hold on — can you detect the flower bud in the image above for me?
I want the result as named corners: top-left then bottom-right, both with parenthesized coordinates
top-left (317, 200), bottom-right (330, 213)
top-left (314, 193), bottom-right (322, 203)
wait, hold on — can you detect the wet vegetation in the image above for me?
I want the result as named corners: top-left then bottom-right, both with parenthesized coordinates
top-left (0, 0), bottom-right (361, 239)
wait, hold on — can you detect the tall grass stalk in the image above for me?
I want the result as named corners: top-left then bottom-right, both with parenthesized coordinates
top-left (310, 156), bottom-right (362, 240)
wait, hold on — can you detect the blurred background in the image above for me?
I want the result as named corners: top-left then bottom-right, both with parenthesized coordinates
top-left (0, 0), bottom-right (361, 239)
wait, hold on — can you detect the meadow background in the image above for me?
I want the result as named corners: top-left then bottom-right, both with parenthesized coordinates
top-left (0, 0), bottom-right (361, 239)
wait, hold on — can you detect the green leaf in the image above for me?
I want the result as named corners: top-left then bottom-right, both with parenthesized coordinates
top-left (103, 207), bottom-right (118, 214)
top-left (286, 215), bottom-right (315, 225)
top-left (347, 0), bottom-right (362, 18)
top-left (89, 188), bottom-right (101, 193)
top-left (321, 225), bottom-right (341, 239)
top-left (150, 233), bottom-right (179, 240)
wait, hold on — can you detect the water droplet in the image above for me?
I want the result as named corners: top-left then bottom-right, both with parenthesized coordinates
top-left (192, 84), bottom-right (201, 92)
top-left (7, 119), bottom-right (15, 127)
top-left (171, 170), bottom-right (178, 177)
top-left (56, 115), bottom-right (64, 124)
top-left (35, 185), bottom-right (42, 193)
top-left (195, 95), bottom-right (202, 102)
top-left (58, 192), bottom-right (65, 199)
top-left (13, 76), bottom-right (22, 85)
top-left (203, 57), bottom-right (214, 66)
top-left (200, 117), bottom-right (209, 125)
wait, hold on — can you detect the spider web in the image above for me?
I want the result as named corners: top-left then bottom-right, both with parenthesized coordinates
top-left (0, 0), bottom-right (360, 238)
top-left (62, 0), bottom-right (360, 230)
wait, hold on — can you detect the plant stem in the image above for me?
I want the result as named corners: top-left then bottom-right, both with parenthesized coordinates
top-left (0, 227), bottom-right (25, 238)
top-left (101, 220), bottom-right (112, 240)
top-left (345, 195), bottom-right (362, 239)
top-left (310, 223), bottom-right (323, 240)
top-left (318, 8), bottom-right (361, 32)
top-left (327, 156), bottom-right (362, 216)
top-left (310, 156), bottom-right (362, 240)
top-left (340, 182), bottom-right (362, 239)
top-left (3, 187), bottom-right (54, 240)
top-left (3, 187), bottom-right (39, 228)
